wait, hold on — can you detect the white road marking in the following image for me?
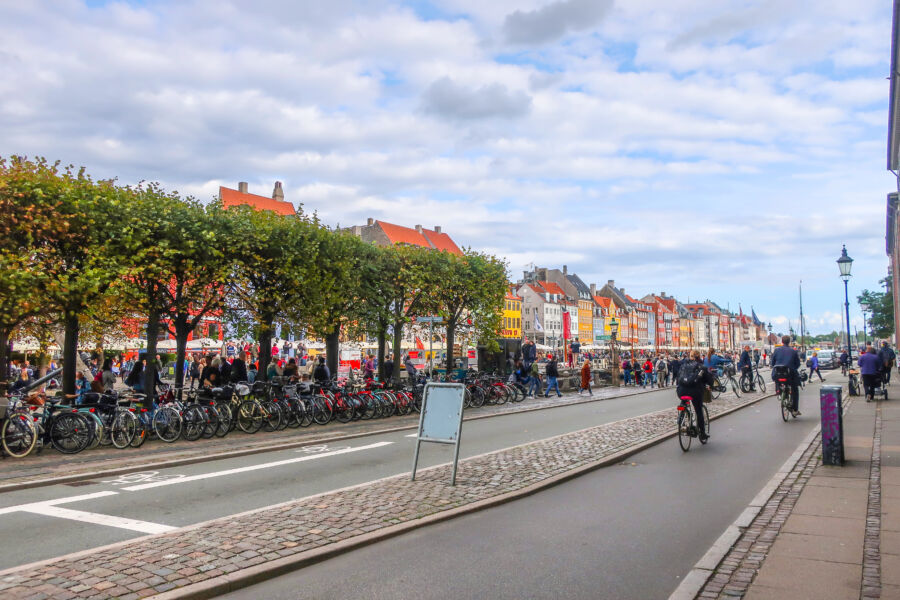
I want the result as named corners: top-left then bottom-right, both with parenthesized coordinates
top-left (20, 505), bottom-right (175, 534)
top-left (122, 441), bottom-right (395, 491)
top-left (0, 491), bottom-right (119, 516)
top-left (405, 433), bottom-right (418, 438)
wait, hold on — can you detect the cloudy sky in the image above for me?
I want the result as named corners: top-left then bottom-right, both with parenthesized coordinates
top-left (1, 0), bottom-right (894, 334)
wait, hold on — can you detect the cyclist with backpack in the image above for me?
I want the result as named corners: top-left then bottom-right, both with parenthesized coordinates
top-left (676, 350), bottom-right (714, 443)
top-left (738, 345), bottom-right (755, 391)
top-left (772, 335), bottom-right (801, 417)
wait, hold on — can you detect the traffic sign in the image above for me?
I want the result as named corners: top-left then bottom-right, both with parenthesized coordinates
top-left (416, 316), bottom-right (443, 323)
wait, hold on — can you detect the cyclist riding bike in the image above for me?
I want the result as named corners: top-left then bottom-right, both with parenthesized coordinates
top-left (772, 335), bottom-right (801, 417)
top-left (839, 348), bottom-right (849, 375)
top-left (738, 344), bottom-right (755, 392)
top-left (676, 350), bottom-right (714, 443)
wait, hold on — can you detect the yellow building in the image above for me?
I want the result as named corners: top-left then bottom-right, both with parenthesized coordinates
top-left (578, 298), bottom-right (593, 344)
top-left (501, 292), bottom-right (522, 339)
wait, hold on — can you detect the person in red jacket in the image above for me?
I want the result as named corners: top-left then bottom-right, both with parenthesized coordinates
top-left (642, 357), bottom-right (654, 388)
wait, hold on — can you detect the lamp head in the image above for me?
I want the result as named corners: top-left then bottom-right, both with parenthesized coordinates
top-left (837, 245), bottom-right (853, 281)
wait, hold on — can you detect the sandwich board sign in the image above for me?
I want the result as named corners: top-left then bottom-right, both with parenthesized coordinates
top-left (411, 382), bottom-right (466, 486)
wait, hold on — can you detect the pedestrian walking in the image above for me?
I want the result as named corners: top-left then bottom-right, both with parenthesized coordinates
top-left (543, 354), bottom-right (562, 397)
top-left (656, 355), bottom-right (668, 388)
top-left (529, 359), bottom-right (541, 397)
top-left (642, 357), bottom-right (653, 388)
top-left (808, 352), bottom-right (824, 382)
top-left (878, 342), bottom-right (896, 385)
top-left (579, 359), bottom-right (593, 396)
top-left (622, 357), bottom-right (632, 385)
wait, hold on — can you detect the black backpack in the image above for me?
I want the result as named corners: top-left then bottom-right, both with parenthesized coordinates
top-left (678, 360), bottom-right (703, 387)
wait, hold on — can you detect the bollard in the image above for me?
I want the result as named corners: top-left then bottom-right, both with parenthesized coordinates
top-left (820, 385), bottom-right (844, 466)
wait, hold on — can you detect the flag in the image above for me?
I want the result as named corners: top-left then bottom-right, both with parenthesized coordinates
top-left (415, 336), bottom-right (424, 350)
top-left (534, 315), bottom-right (544, 332)
top-left (751, 307), bottom-right (761, 326)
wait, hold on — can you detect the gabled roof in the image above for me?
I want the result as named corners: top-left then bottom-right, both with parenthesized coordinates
top-left (565, 273), bottom-right (592, 299)
top-left (535, 281), bottom-right (566, 296)
top-left (593, 295), bottom-right (612, 309)
top-left (220, 186), bottom-right (296, 216)
top-left (504, 291), bottom-right (521, 301)
top-left (375, 221), bottom-right (462, 255)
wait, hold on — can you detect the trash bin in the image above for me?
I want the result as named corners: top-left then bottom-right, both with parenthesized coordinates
top-left (820, 385), bottom-right (844, 466)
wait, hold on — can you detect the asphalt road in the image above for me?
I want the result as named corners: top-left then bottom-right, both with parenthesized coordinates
top-left (221, 382), bottom-right (833, 600)
top-left (0, 383), bottom-right (700, 571)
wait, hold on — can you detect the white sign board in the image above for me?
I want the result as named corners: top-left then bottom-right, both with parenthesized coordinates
top-left (411, 382), bottom-right (466, 486)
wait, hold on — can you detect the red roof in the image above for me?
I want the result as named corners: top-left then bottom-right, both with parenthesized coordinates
top-left (535, 281), bottom-right (566, 296)
top-left (375, 221), bottom-right (462, 255)
top-left (593, 295), bottom-right (612, 309)
top-left (220, 186), bottom-right (295, 216)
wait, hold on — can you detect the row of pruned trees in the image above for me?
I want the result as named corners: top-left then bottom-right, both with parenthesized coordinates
top-left (0, 156), bottom-right (508, 397)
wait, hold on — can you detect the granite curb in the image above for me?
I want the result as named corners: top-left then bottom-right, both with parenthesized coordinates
top-left (0, 383), bottom-right (665, 495)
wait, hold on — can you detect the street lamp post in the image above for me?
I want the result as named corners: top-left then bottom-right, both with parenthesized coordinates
top-left (610, 317), bottom-right (620, 387)
top-left (860, 302), bottom-right (869, 347)
top-left (837, 245), bottom-right (854, 367)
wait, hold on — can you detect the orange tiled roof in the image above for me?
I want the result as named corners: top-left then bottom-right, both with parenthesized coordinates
top-left (220, 186), bottom-right (295, 216)
top-left (535, 281), bottom-right (566, 296)
top-left (376, 221), bottom-right (463, 256)
top-left (593, 295), bottom-right (612, 309)
top-left (422, 229), bottom-right (463, 255)
top-left (505, 291), bottom-right (520, 301)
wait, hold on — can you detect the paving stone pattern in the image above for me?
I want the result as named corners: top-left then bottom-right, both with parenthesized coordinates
top-left (861, 404), bottom-right (882, 600)
top-left (0, 389), bottom-right (766, 599)
top-left (0, 383), bottom-right (663, 489)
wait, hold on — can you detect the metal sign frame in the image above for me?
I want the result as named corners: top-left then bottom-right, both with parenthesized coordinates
top-left (411, 382), bottom-right (466, 486)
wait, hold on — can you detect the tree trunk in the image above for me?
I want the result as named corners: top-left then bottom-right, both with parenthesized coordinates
top-left (62, 312), bottom-right (80, 396)
top-left (144, 308), bottom-right (160, 402)
top-left (376, 323), bottom-right (387, 382)
top-left (257, 321), bottom-right (274, 382)
top-left (446, 319), bottom-right (456, 374)
top-left (0, 329), bottom-right (9, 396)
top-left (174, 314), bottom-right (190, 394)
top-left (392, 319), bottom-right (403, 384)
top-left (325, 327), bottom-right (340, 380)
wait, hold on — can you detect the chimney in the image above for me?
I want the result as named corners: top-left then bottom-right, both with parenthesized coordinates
top-left (590, 283), bottom-right (596, 296)
top-left (238, 181), bottom-right (248, 194)
top-left (415, 224), bottom-right (423, 233)
top-left (607, 280), bottom-right (615, 287)
top-left (367, 217), bottom-right (374, 226)
top-left (273, 181), bottom-right (284, 201)
top-left (563, 265), bottom-right (568, 274)
top-left (434, 226), bottom-right (441, 234)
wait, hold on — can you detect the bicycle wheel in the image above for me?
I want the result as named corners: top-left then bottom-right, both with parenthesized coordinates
top-left (1, 414), bottom-right (37, 458)
top-left (710, 376), bottom-right (722, 400)
top-left (700, 405), bottom-right (710, 443)
top-left (181, 405), bottom-right (206, 441)
top-left (780, 390), bottom-right (790, 422)
top-left (237, 400), bottom-right (264, 433)
top-left (730, 376), bottom-right (741, 397)
top-left (739, 374), bottom-right (751, 394)
top-left (111, 410), bottom-right (138, 449)
top-left (153, 406), bottom-right (183, 442)
top-left (677, 404), bottom-right (693, 452)
top-left (49, 413), bottom-right (91, 454)
top-left (215, 402), bottom-right (232, 437)
top-left (469, 386), bottom-right (485, 408)
top-left (201, 405), bottom-right (219, 439)
top-left (756, 374), bottom-right (766, 393)
top-left (494, 385), bottom-right (509, 405)
top-left (130, 412), bottom-right (149, 447)
top-left (311, 396), bottom-right (332, 425)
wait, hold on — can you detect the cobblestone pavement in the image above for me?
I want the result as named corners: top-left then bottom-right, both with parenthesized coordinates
top-left (0, 388), bottom-right (769, 599)
top-left (0, 382), bottom-right (665, 490)
top-left (695, 428), bottom-right (822, 599)
top-left (861, 403), bottom-right (882, 600)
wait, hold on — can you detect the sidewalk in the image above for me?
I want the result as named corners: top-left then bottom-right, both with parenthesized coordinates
top-left (693, 391), bottom-right (896, 600)
top-left (0, 387), bottom-right (773, 599)
top-left (0, 381), bottom-right (670, 492)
